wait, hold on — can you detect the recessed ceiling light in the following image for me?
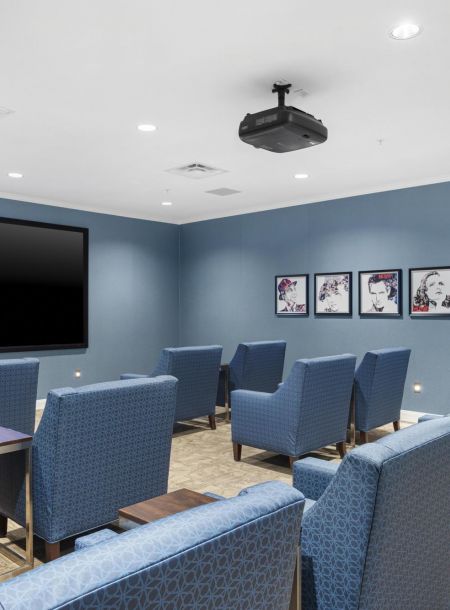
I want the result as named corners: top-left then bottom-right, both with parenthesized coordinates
top-left (390, 23), bottom-right (422, 40)
top-left (137, 124), bottom-right (157, 132)
top-left (161, 200), bottom-right (173, 206)
top-left (8, 172), bottom-right (23, 178)
top-left (294, 173), bottom-right (309, 180)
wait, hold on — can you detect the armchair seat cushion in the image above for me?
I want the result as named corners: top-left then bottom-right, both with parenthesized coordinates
top-left (293, 458), bottom-right (340, 501)
top-left (75, 528), bottom-right (118, 550)
top-left (120, 373), bottom-right (150, 380)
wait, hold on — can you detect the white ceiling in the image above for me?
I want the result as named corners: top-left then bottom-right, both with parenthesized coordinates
top-left (1, 1), bottom-right (450, 224)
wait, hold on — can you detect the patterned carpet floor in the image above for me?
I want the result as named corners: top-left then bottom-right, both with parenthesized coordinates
top-left (0, 407), bottom-right (414, 575)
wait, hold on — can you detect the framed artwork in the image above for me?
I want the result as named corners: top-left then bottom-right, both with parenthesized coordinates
top-left (409, 267), bottom-right (450, 317)
top-left (275, 274), bottom-right (309, 316)
top-left (314, 272), bottom-right (352, 315)
top-left (359, 269), bottom-right (402, 316)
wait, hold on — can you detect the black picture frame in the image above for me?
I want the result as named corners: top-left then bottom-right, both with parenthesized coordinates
top-left (275, 274), bottom-right (309, 316)
top-left (0, 216), bottom-right (89, 352)
top-left (358, 269), bottom-right (402, 317)
top-left (314, 272), bottom-right (352, 316)
top-left (409, 266), bottom-right (450, 317)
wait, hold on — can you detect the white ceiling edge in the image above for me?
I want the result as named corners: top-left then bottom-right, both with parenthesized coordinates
top-left (181, 174), bottom-right (450, 224)
top-left (1, 173), bottom-right (450, 227)
top-left (0, 191), bottom-right (176, 225)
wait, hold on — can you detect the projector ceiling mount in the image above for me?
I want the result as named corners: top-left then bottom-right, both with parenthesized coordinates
top-left (272, 82), bottom-right (292, 106)
top-left (239, 82), bottom-right (328, 153)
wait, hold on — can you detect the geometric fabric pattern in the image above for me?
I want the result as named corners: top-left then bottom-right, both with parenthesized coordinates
top-left (232, 354), bottom-right (356, 457)
top-left (122, 345), bottom-right (223, 423)
top-left (216, 341), bottom-right (286, 407)
top-left (0, 358), bottom-right (39, 435)
top-left (0, 481), bottom-right (305, 610)
top-left (354, 347), bottom-right (411, 432)
top-left (294, 417), bottom-right (450, 610)
top-left (0, 376), bottom-right (178, 545)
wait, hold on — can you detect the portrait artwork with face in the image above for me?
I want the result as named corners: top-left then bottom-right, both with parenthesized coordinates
top-left (275, 274), bottom-right (308, 316)
top-left (359, 270), bottom-right (401, 316)
top-left (409, 267), bottom-right (450, 316)
top-left (314, 272), bottom-right (352, 315)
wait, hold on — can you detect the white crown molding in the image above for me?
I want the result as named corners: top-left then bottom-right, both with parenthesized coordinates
top-left (180, 175), bottom-right (450, 224)
top-left (2, 174), bottom-right (450, 227)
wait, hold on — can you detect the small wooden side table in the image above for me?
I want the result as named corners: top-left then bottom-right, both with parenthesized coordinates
top-left (0, 426), bottom-right (33, 581)
top-left (119, 488), bottom-right (218, 528)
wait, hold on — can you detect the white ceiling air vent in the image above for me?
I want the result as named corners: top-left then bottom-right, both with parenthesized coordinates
top-left (206, 188), bottom-right (241, 196)
top-left (166, 163), bottom-right (227, 180)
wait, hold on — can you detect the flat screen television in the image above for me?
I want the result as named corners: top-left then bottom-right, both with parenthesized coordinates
top-left (0, 217), bottom-right (88, 352)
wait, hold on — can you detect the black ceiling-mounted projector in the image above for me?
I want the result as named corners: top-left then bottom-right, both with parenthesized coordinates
top-left (239, 83), bottom-right (328, 153)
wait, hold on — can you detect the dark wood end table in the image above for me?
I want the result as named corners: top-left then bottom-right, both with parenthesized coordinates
top-left (119, 488), bottom-right (218, 528)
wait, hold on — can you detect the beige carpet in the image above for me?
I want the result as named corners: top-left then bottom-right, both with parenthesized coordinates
top-left (1, 408), bottom-right (412, 574)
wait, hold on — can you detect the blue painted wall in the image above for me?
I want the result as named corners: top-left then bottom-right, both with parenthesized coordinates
top-left (179, 181), bottom-right (450, 415)
top-left (0, 197), bottom-right (179, 398)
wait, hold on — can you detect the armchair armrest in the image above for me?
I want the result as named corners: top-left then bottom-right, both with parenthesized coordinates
top-left (120, 373), bottom-right (150, 380)
top-left (293, 457), bottom-right (340, 501)
top-left (417, 413), bottom-right (448, 423)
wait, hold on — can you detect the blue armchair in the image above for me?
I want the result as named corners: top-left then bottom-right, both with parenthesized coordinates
top-left (121, 345), bottom-right (223, 428)
top-left (293, 417), bottom-right (450, 610)
top-left (0, 358), bottom-right (39, 538)
top-left (217, 341), bottom-right (287, 416)
top-left (0, 376), bottom-right (177, 561)
top-left (232, 354), bottom-right (357, 465)
top-left (355, 347), bottom-right (411, 443)
top-left (0, 358), bottom-right (39, 435)
top-left (0, 481), bottom-right (305, 610)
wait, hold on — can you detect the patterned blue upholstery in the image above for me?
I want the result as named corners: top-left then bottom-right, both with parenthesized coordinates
top-left (355, 347), bottom-right (411, 432)
top-left (418, 413), bottom-right (449, 422)
top-left (293, 458), bottom-right (339, 501)
top-left (232, 354), bottom-right (356, 458)
top-left (0, 358), bottom-right (39, 435)
top-left (0, 376), bottom-right (177, 545)
top-left (122, 345), bottom-right (223, 423)
top-left (74, 528), bottom-right (118, 550)
top-left (0, 481), bottom-right (305, 610)
top-left (293, 418), bottom-right (450, 610)
top-left (217, 340), bottom-right (286, 407)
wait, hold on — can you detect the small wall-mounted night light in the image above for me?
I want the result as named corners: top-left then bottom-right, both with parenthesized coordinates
top-left (413, 382), bottom-right (422, 393)
top-left (74, 369), bottom-right (82, 379)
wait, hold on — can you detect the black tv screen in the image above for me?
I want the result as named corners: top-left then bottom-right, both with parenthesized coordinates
top-left (0, 217), bottom-right (88, 352)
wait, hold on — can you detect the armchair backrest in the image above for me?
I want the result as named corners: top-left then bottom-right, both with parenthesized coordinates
top-left (151, 346), bottom-right (222, 421)
top-left (355, 347), bottom-right (411, 430)
top-left (301, 417), bottom-right (450, 610)
top-left (0, 358), bottom-right (39, 435)
top-left (229, 340), bottom-right (286, 393)
top-left (278, 354), bottom-right (356, 455)
top-left (32, 376), bottom-right (177, 543)
top-left (0, 482), bottom-right (305, 610)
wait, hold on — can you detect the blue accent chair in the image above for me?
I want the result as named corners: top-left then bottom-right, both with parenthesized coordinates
top-left (355, 347), bottom-right (411, 443)
top-left (121, 345), bottom-right (223, 428)
top-left (418, 412), bottom-right (449, 422)
top-left (0, 481), bottom-right (305, 610)
top-left (293, 417), bottom-right (450, 610)
top-left (217, 340), bottom-right (287, 410)
top-left (0, 376), bottom-right (177, 562)
top-left (0, 358), bottom-right (39, 435)
top-left (232, 354), bottom-right (357, 465)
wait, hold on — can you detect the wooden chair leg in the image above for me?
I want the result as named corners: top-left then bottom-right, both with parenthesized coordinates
top-left (233, 442), bottom-right (242, 462)
top-left (336, 441), bottom-right (347, 459)
top-left (359, 431), bottom-right (369, 444)
top-left (208, 415), bottom-right (216, 430)
top-left (0, 515), bottom-right (7, 537)
top-left (393, 420), bottom-right (400, 432)
top-left (45, 541), bottom-right (61, 562)
top-left (289, 456), bottom-right (298, 468)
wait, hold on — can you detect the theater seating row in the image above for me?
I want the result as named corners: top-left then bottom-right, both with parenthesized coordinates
top-left (0, 417), bottom-right (448, 609)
